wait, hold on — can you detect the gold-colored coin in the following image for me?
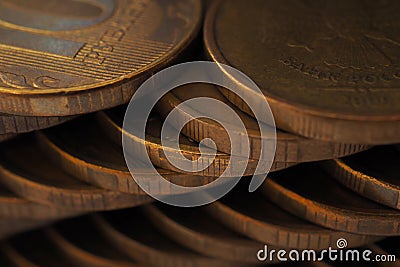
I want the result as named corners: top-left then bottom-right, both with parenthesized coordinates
top-left (205, 0), bottom-right (400, 144)
top-left (5, 231), bottom-right (85, 267)
top-left (94, 210), bottom-right (238, 267)
top-left (0, 113), bottom-right (74, 134)
top-left (322, 146), bottom-right (400, 210)
top-left (38, 116), bottom-right (219, 195)
top-left (0, 184), bottom-right (78, 220)
top-left (205, 180), bottom-right (379, 250)
top-left (46, 217), bottom-right (146, 267)
top-left (263, 164), bottom-right (400, 236)
top-left (143, 204), bottom-right (267, 264)
top-left (0, 219), bottom-right (51, 240)
top-left (0, 0), bottom-right (201, 116)
top-left (156, 83), bottom-right (368, 163)
top-left (97, 107), bottom-right (276, 177)
top-left (0, 135), bottom-right (151, 211)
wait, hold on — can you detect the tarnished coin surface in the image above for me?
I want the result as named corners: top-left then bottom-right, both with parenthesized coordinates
top-left (0, 113), bottom-right (74, 134)
top-left (0, 184), bottom-right (79, 220)
top-left (205, 0), bottom-right (400, 144)
top-left (0, 135), bottom-right (151, 211)
top-left (38, 116), bottom-right (219, 195)
top-left (143, 204), bottom-right (267, 264)
top-left (5, 231), bottom-right (84, 267)
top-left (204, 180), bottom-right (379, 249)
top-left (97, 107), bottom-right (264, 177)
top-left (322, 146), bottom-right (400, 210)
top-left (94, 210), bottom-right (237, 267)
top-left (46, 217), bottom-right (144, 267)
top-left (156, 83), bottom-right (368, 163)
top-left (0, 219), bottom-right (52, 240)
top-left (0, 0), bottom-right (201, 116)
top-left (262, 164), bottom-right (400, 236)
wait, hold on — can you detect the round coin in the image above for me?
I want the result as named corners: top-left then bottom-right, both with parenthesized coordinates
top-left (0, 135), bottom-right (151, 211)
top-left (0, 182), bottom-right (79, 220)
top-left (204, 180), bottom-right (378, 249)
top-left (0, 219), bottom-right (53, 240)
top-left (0, 0), bottom-right (201, 116)
top-left (322, 146), bottom-right (400, 210)
top-left (93, 209), bottom-right (239, 267)
top-left (143, 204), bottom-right (268, 264)
top-left (156, 83), bottom-right (368, 163)
top-left (46, 217), bottom-right (143, 267)
top-left (97, 107), bottom-right (263, 177)
top-left (0, 113), bottom-right (74, 134)
top-left (5, 231), bottom-right (83, 267)
top-left (262, 164), bottom-right (400, 236)
top-left (38, 116), bottom-right (218, 195)
top-left (205, 0), bottom-right (400, 144)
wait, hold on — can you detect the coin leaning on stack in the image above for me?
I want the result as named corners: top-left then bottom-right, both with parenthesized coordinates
top-left (0, 0), bottom-right (400, 266)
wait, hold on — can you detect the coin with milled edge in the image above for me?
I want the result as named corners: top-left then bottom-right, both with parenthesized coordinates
top-left (0, 0), bottom-right (201, 116)
top-left (204, 180), bottom-right (379, 249)
top-left (93, 210), bottom-right (239, 267)
top-left (205, 0), bottom-right (400, 144)
top-left (46, 217), bottom-right (144, 267)
top-left (0, 135), bottom-right (151, 211)
top-left (0, 184), bottom-right (79, 220)
top-left (97, 107), bottom-right (266, 177)
top-left (0, 113), bottom-right (74, 134)
top-left (262, 164), bottom-right (400, 236)
top-left (143, 204), bottom-right (270, 264)
top-left (322, 146), bottom-right (400, 210)
top-left (38, 116), bottom-right (219, 195)
top-left (156, 83), bottom-right (369, 163)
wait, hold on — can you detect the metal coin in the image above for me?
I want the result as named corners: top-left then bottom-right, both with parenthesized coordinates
top-left (322, 146), bottom-right (400, 210)
top-left (45, 217), bottom-right (143, 267)
top-left (204, 180), bottom-right (378, 249)
top-left (4, 231), bottom-right (83, 267)
top-left (143, 204), bottom-right (269, 264)
top-left (0, 113), bottom-right (75, 135)
top-left (38, 116), bottom-right (219, 195)
top-left (93, 209), bottom-right (240, 267)
top-left (262, 164), bottom-right (400, 236)
top-left (204, 0), bottom-right (400, 144)
top-left (0, 0), bottom-right (201, 116)
top-left (0, 182), bottom-right (79, 220)
top-left (0, 219), bottom-right (53, 240)
top-left (97, 107), bottom-right (263, 177)
top-left (0, 135), bottom-right (151, 211)
top-left (156, 83), bottom-right (369, 163)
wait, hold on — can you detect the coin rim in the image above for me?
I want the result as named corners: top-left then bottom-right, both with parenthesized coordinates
top-left (203, 0), bottom-right (400, 122)
top-left (0, 0), bottom-right (202, 96)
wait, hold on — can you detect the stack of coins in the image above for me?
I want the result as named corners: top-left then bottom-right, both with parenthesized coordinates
top-left (0, 0), bottom-right (400, 266)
